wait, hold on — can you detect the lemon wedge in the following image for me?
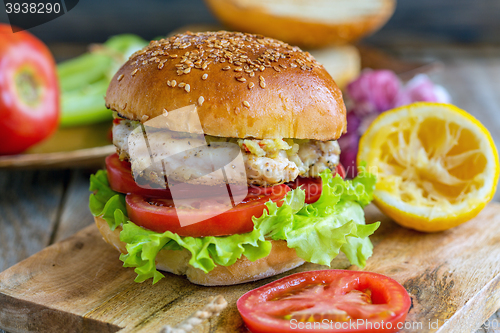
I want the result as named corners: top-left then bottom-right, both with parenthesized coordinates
top-left (357, 102), bottom-right (499, 232)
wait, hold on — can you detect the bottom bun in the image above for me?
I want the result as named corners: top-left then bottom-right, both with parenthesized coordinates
top-left (95, 216), bottom-right (305, 286)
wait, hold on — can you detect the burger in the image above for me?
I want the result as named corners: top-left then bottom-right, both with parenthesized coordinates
top-left (89, 31), bottom-right (379, 286)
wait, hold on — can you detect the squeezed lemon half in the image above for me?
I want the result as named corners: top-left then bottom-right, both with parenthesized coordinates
top-left (357, 102), bottom-right (499, 232)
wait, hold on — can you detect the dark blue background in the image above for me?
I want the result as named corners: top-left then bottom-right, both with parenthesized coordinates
top-left (0, 0), bottom-right (499, 44)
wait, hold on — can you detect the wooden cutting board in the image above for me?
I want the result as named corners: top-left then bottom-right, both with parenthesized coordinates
top-left (1, 203), bottom-right (499, 333)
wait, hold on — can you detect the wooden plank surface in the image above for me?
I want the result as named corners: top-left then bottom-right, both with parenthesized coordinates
top-left (0, 170), bottom-right (69, 271)
top-left (0, 203), bottom-right (499, 333)
top-left (52, 169), bottom-right (100, 243)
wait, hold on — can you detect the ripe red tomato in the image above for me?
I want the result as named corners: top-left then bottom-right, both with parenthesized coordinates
top-left (288, 164), bottom-right (346, 204)
top-left (0, 25), bottom-right (59, 155)
top-left (237, 270), bottom-right (411, 333)
top-left (125, 183), bottom-right (290, 237)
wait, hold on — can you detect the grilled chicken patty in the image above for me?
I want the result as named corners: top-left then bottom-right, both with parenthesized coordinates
top-left (113, 119), bottom-right (340, 187)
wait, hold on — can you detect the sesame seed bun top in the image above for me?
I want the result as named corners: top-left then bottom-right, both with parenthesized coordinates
top-left (105, 31), bottom-right (346, 140)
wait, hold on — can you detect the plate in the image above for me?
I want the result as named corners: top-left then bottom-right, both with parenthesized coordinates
top-left (0, 121), bottom-right (114, 169)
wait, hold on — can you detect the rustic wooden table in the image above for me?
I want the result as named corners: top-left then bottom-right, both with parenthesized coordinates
top-left (0, 44), bottom-right (499, 333)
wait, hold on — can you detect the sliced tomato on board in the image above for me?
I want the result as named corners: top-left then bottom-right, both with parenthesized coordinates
top-left (237, 270), bottom-right (411, 333)
top-left (125, 184), bottom-right (290, 237)
top-left (288, 164), bottom-right (346, 204)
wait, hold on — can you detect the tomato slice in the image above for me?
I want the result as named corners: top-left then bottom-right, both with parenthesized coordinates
top-left (288, 177), bottom-right (322, 204)
top-left (335, 163), bottom-right (346, 179)
top-left (125, 184), bottom-right (290, 237)
top-left (106, 154), bottom-right (171, 197)
top-left (237, 270), bottom-right (411, 333)
top-left (288, 164), bottom-right (346, 204)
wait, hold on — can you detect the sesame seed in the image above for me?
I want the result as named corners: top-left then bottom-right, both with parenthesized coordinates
top-left (185, 84), bottom-right (190, 92)
top-left (167, 80), bottom-right (171, 87)
top-left (128, 31), bottom-right (321, 93)
top-left (259, 75), bottom-right (265, 82)
top-left (117, 74), bottom-right (124, 81)
top-left (243, 101), bottom-right (250, 108)
top-left (202, 73), bottom-right (208, 80)
top-left (163, 108), bottom-right (168, 114)
top-left (198, 96), bottom-right (204, 105)
top-left (171, 80), bottom-right (177, 87)
top-left (178, 82), bottom-right (186, 88)
top-left (248, 82), bottom-right (254, 89)
top-left (132, 69), bottom-right (138, 76)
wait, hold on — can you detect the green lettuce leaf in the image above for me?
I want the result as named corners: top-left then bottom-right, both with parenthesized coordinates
top-left (89, 170), bottom-right (127, 231)
top-left (253, 168), bottom-right (380, 268)
top-left (89, 171), bottom-right (271, 283)
top-left (119, 223), bottom-right (271, 283)
top-left (89, 166), bottom-right (379, 284)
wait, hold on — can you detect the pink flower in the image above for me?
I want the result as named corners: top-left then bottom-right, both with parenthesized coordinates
top-left (395, 74), bottom-right (451, 107)
top-left (340, 70), bottom-right (451, 178)
top-left (346, 69), bottom-right (402, 116)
